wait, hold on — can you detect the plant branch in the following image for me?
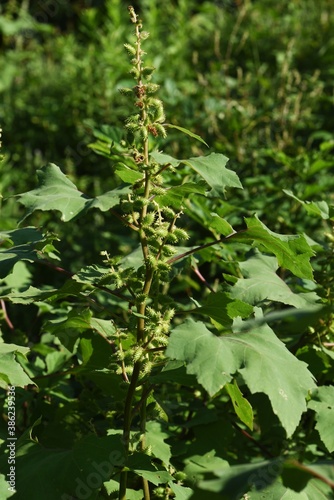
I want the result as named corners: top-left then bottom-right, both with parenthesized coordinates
top-left (131, 384), bottom-right (154, 420)
top-left (119, 360), bottom-right (141, 500)
top-left (110, 208), bottom-right (139, 231)
top-left (192, 265), bottom-right (215, 293)
top-left (166, 229), bottom-right (246, 264)
top-left (231, 421), bottom-right (274, 458)
top-left (37, 257), bottom-right (132, 302)
top-left (1, 299), bottom-right (14, 330)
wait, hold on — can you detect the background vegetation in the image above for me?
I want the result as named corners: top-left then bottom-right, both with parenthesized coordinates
top-left (1, 1), bottom-right (334, 499)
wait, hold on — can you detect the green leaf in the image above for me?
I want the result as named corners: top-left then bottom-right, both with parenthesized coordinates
top-left (156, 182), bottom-right (207, 209)
top-left (0, 279), bottom-right (85, 305)
top-left (120, 246), bottom-right (145, 271)
top-left (127, 453), bottom-right (173, 485)
top-left (234, 305), bottom-right (325, 336)
top-left (0, 434), bottom-right (125, 500)
top-left (91, 124), bottom-right (125, 144)
top-left (0, 343), bottom-right (35, 388)
top-left (284, 190), bottom-right (331, 219)
top-left (308, 158), bottom-right (334, 176)
top-left (229, 251), bottom-right (320, 308)
top-left (150, 151), bottom-right (181, 168)
top-left (0, 286), bottom-right (60, 304)
top-left (88, 139), bottom-right (112, 158)
top-left (114, 164), bottom-right (143, 184)
top-left (47, 309), bottom-right (117, 352)
top-left (169, 483), bottom-right (193, 500)
top-left (194, 459), bottom-right (283, 500)
top-left (165, 319), bottom-right (230, 391)
top-left (151, 360), bottom-right (197, 386)
top-left (246, 481), bottom-right (308, 499)
top-left (165, 124), bottom-right (209, 147)
top-left (0, 227), bottom-right (43, 247)
top-left (73, 264), bottom-right (113, 285)
top-left (308, 386), bottom-right (334, 453)
top-left (45, 350), bottom-right (73, 375)
top-left (90, 317), bottom-right (117, 339)
top-left (225, 380), bottom-right (253, 430)
top-left (16, 163), bottom-right (131, 222)
top-left (208, 213), bottom-right (235, 237)
top-left (183, 153), bottom-right (242, 196)
top-left (166, 316), bottom-right (316, 436)
top-left (132, 469), bottom-right (173, 486)
top-left (183, 451), bottom-right (229, 482)
top-left (145, 421), bottom-right (172, 465)
top-left (195, 291), bottom-right (253, 327)
top-left (104, 481), bottom-right (143, 499)
top-left (231, 215), bottom-right (314, 280)
top-left (0, 227), bottom-right (45, 279)
top-left (150, 152), bottom-right (242, 198)
top-left (282, 460), bottom-right (334, 493)
top-left (78, 330), bottom-right (116, 372)
top-left (1, 261), bottom-right (32, 289)
top-left (0, 475), bottom-right (15, 498)
top-left (300, 478), bottom-right (334, 499)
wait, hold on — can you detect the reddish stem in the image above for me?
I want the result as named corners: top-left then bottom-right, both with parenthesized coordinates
top-left (1, 299), bottom-right (14, 330)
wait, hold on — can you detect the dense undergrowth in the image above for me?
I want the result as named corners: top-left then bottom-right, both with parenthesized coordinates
top-left (0, 1), bottom-right (334, 499)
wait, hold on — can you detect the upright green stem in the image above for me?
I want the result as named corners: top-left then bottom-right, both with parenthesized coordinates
top-left (134, 200), bottom-right (154, 500)
top-left (119, 361), bottom-right (141, 500)
top-left (119, 8), bottom-right (163, 499)
top-left (140, 394), bottom-right (150, 499)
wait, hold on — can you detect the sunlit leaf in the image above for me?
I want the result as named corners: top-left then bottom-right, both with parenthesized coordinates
top-left (194, 291), bottom-right (253, 326)
top-left (284, 190), bottom-right (332, 219)
top-left (183, 153), bottom-right (242, 195)
top-left (229, 251), bottom-right (319, 308)
top-left (150, 151), bottom-right (180, 168)
top-left (114, 164), bottom-right (143, 183)
top-left (156, 182), bottom-right (207, 209)
top-left (166, 316), bottom-right (316, 436)
top-left (165, 124), bottom-right (209, 147)
top-left (146, 421), bottom-right (172, 465)
top-left (0, 474), bottom-right (15, 499)
top-left (0, 227), bottom-right (47, 279)
top-left (308, 386), bottom-right (334, 453)
top-left (0, 344), bottom-right (35, 388)
top-left (231, 215), bottom-right (314, 279)
top-left (16, 163), bottom-right (131, 222)
top-left (127, 453), bottom-right (173, 485)
top-left (225, 380), bottom-right (253, 430)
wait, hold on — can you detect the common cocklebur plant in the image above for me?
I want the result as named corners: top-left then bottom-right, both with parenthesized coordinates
top-left (0, 6), bottom-right (328, 500)
top-left (115, 9), bottom-right (186, 498)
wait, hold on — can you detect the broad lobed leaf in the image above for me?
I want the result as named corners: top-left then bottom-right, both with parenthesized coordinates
top-left (183, 153), bottom-right (242, 195)
top-left (230, 215), bottom-right (315, 280)
top-left (0, 227), bottom-right (52, 279)
top-left (0, 344), bottom-right (35, 388)
top-left (16, 163), bottom-right (131, 222)
top-left (229, 251), bottom-right (320, 308)
top-left (194, 291), bottom-right (253, 327)
top-left (166, 316), bottom-right (316, 436)
top-left (151, 151), bottom-right (242, 196)
top-left (308, 386), bottom-right (334, 453)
